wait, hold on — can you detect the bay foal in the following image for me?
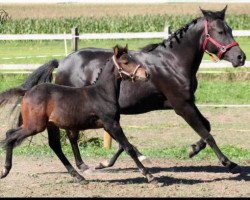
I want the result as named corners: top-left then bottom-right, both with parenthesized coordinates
top-left (0, 45), bottom-right (155, 183)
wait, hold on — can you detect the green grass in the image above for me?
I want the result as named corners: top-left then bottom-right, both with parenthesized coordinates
top-left (0, 37), bottom-right (249, 64)
top-left (0, 143), bottom-right (248, 162)
top-left (0, 74), bottom-right (249, 104)
top-left (195, 80), bottom-right (250, 104)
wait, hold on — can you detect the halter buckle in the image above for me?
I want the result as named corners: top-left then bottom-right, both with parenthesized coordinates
top-left (220, 46), bottom-right (226, 53)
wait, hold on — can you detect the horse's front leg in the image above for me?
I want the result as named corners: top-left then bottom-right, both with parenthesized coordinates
top-left (66, 130), bottom-right (90, 172)
top-left (171, 98), bottom-right (241, 174)
top-left (103, 121), bottom-right (160, 185)
top-left (188, 107), bottom-right (210, 158)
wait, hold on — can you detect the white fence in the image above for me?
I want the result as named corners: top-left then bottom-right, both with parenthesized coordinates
top-left (0, 28), bottom-right (250, 68)
top-left (1, 30), bottom-right (250, 41)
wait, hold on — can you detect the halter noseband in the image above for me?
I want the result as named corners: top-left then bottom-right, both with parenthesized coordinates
top-left (112, 55), bottom-right (142, 82)
top-left (202, 19), bottom-right (238, 62)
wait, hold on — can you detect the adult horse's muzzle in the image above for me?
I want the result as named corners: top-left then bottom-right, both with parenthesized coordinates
top-left (224, 47), bottom-right (246, 68)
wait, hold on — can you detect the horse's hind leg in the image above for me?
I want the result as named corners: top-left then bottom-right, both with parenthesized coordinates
top-left (66, 130), bottom-right (89, 172)
top-left (0, 127), bottom-right (27, 178)
top-left (47, 124), bottom-right (87, 183)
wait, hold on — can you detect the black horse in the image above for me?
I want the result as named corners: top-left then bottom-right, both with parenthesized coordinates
top-left (0, 45), bottom-right (155, 183)
top-left (1, 7), bottom-right (246, 174)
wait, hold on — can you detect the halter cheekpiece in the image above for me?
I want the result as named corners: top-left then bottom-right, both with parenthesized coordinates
top-left (202, 19), bottom-right (238, 62)
top-left (112, 55), bottom-right (141, 82)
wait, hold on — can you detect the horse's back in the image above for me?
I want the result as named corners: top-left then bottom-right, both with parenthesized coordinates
top-left (56, 48), bottom-right (113, 87)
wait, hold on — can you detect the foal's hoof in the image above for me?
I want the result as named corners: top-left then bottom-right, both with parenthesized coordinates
top-left (95, 160), bottom-right (110, 170)
top-left (138, 155), bottom-right (152, 165)
top-left (228, 163), bottom-right (242, 174)
top-left (0, 167), bottom-right (9, 179)
top-left (148, 177), bottom-right (164, 187)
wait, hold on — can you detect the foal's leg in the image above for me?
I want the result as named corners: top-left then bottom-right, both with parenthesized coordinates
top-left (47, 124), bottom-right (87, 183)
top-left (96, 143), bottom-right (147, 169)
top-left (104, 121), bottom-right (157, 184)
top-left (66, 130), bottom-right (89, 172)
top-left (0, 127), bottom-right (27, 178)
top-left (172, 100), bottom-right (241, 174)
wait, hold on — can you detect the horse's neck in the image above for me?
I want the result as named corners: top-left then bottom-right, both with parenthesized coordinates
top-left (95, 60), bottom-right (121, 101)
top-left (159, 18), bottom-right (205, 75)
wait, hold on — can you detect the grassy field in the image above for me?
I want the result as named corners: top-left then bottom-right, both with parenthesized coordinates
top-left (0, 37), bottom-right (250, 64)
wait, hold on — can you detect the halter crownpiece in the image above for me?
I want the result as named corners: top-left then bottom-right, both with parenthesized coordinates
top-left (202, 19), bottom-right (238, 62)
top-left (112, 55), bottom-right (141, 82)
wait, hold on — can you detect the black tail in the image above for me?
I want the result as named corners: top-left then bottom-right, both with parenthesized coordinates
top-left (21, 59), bottom-right (59, 89)
top-left (0, 59), bottom-right (59, 126)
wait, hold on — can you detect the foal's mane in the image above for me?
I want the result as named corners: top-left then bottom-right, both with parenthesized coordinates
top-left (141, 17), bottom-right (201, 52)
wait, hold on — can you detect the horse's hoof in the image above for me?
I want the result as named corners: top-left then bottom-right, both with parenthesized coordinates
top-left (79, 164), bottom-right (90, 172)
top-left (138, 155), bottom-right (152, 164)
top-left (148, 177), bottom-right (164, 187)
top-left (83, 167), bottom-right (95, 174)
top-left (78, 178), bottom-right (89, 185)
top-left (95, 160), bottom-right (109, 170)
top-left (188, 144), bottom-right (197, 158)
top-left (0, 168), bottom-right (9, 179)
top-left (229, 163), bottom-right (242, 174)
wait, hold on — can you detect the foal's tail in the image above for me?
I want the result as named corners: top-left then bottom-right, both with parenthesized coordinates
top-left (0, 59), bottom-right (59, 125)
top-left (0, 87), bottom-right (27, 107)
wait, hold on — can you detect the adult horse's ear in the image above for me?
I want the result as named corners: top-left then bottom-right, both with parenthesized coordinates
top-left (200, 7), bottom-right (209, 17)
top-left (219, 5), bottom-right (227, 20)
top-left (124, 44), bottom-right (128, 53)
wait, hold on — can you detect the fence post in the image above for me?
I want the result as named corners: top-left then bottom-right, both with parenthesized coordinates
top-left (71, 27), bottom-right (79, 52)
top-left (103, 132), bottom-right (112, 149)
top-left (164, 23), bottom-right (170, 39)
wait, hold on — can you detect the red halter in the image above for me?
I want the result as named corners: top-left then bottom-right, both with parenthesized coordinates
top-left (202, 20), bottom-right (238, 62)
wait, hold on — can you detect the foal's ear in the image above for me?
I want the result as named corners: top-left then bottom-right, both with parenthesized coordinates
top-left (113, 45), bottom-right (119, 57)
top-left (124, 44), bottom-right (128, 53)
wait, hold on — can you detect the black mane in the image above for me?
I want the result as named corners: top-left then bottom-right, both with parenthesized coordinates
top-left (141, 17), bottom-right (201, 52)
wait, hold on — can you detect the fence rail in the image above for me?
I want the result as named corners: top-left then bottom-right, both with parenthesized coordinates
top-left (0, 30), bottom-right (249, 41)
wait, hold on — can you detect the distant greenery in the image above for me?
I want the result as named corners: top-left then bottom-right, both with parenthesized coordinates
top-left (0, 14), bottom-right (250, 34)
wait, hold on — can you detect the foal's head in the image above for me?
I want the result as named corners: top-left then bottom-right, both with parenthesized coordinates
top-left (112, 45), bottom-right (149, 82)
top-left (201, 6), bottom-right (246, 67)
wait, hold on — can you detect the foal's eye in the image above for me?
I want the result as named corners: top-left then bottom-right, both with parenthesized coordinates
top-left (218, 31), bottom-right (224, 35)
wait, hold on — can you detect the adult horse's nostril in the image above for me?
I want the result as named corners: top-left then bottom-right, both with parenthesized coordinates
top-left (238, 53), bottom-right (246, 63)
top-left (237, 54), bottom-right (243, 60)
top-left (145, 71), bottom-right (150, 78)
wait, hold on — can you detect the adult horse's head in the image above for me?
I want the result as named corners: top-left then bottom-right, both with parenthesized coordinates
top-left (201, 6), bottom-right (246, 67)
top-left (112, 44), bottom-right (150, 81)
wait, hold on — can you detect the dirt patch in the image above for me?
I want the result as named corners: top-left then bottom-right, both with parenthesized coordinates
top-left (1, 3), bottom-right (250, 19)
top-left (0, 156), bottom-right (249, 197)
